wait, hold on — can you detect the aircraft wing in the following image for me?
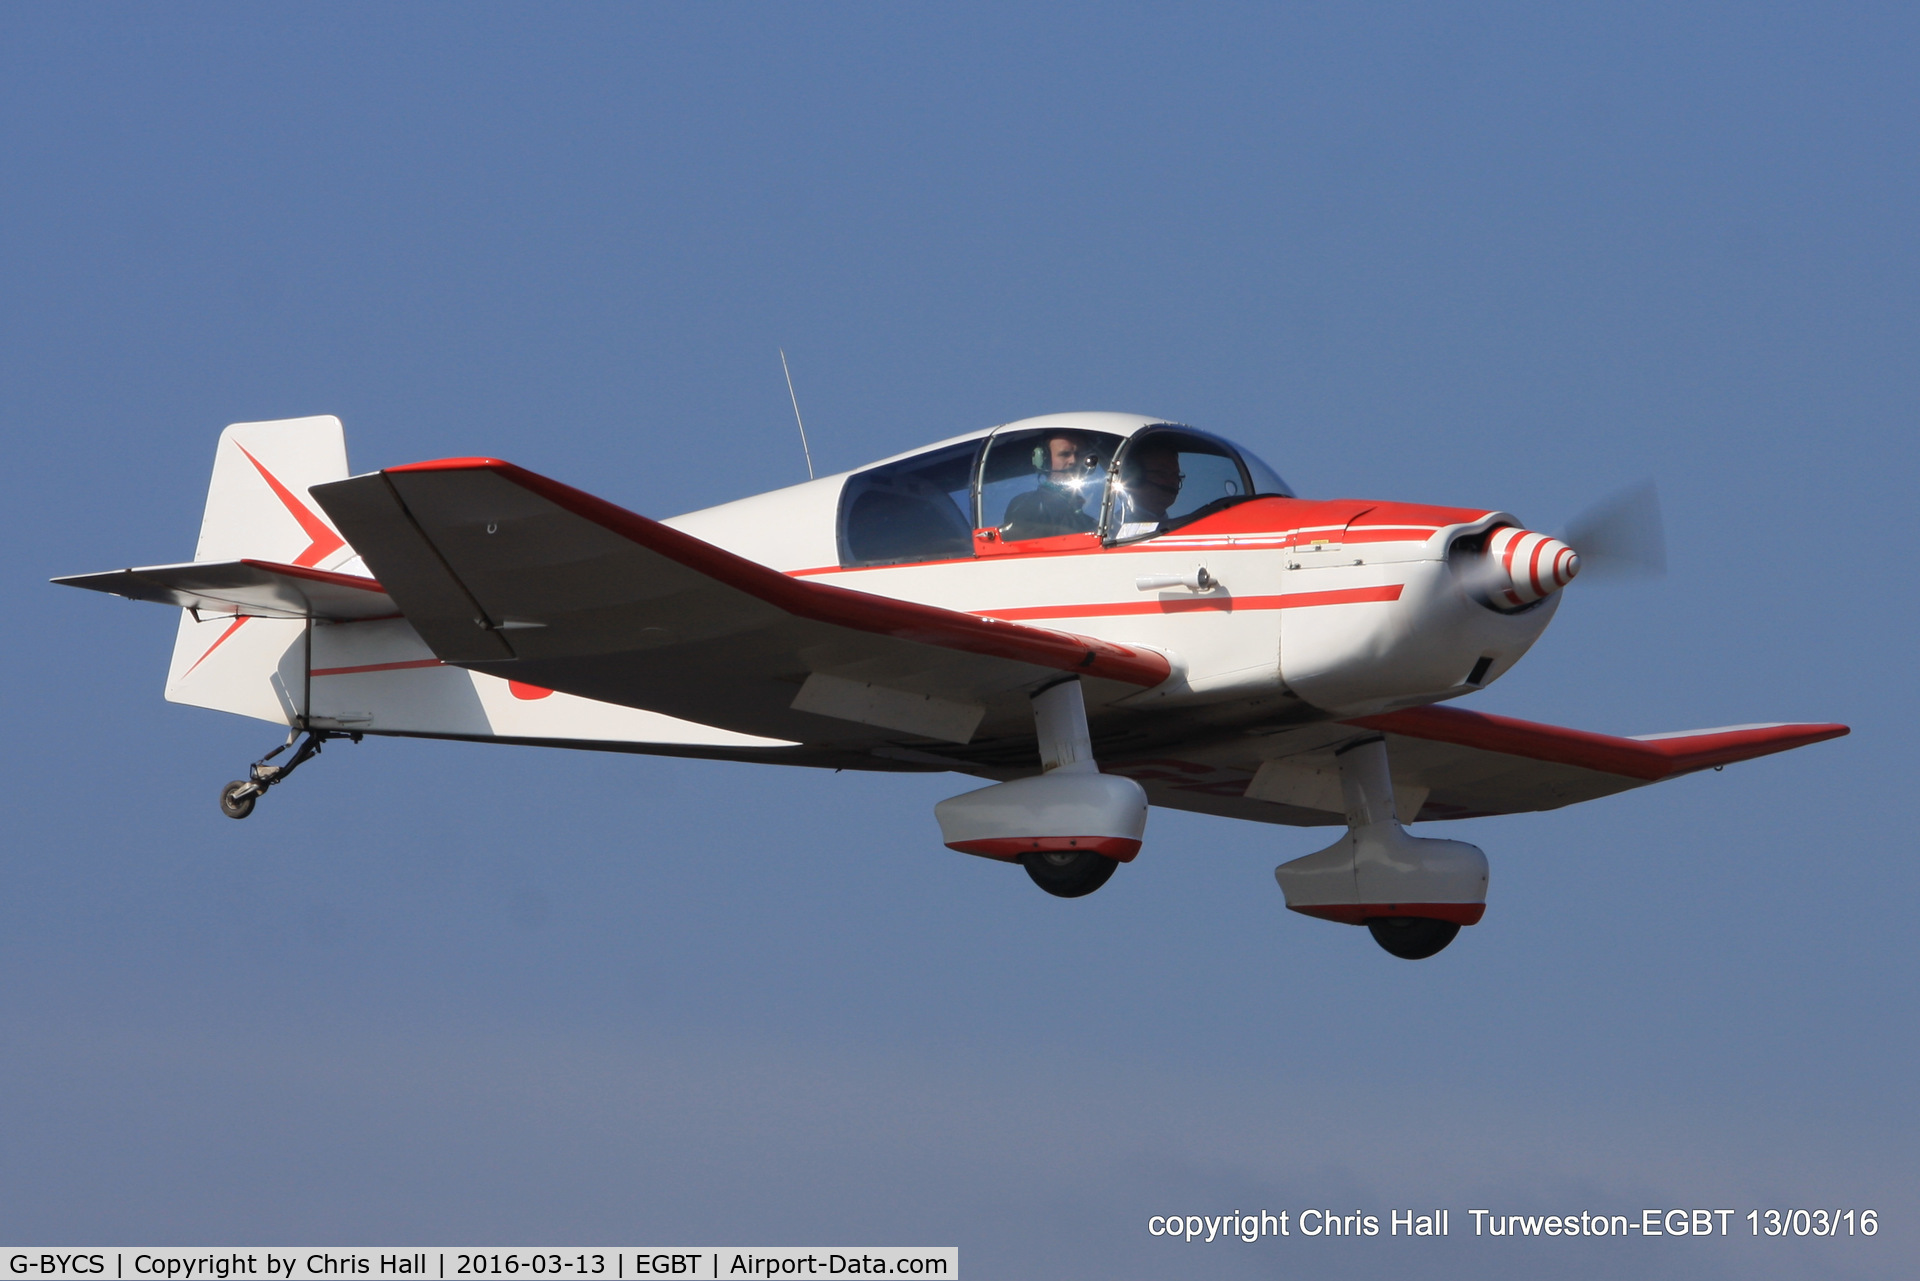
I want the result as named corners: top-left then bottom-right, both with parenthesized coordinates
top-left (1109, 705), bottom-right (1849, 826)
top-left (53, 559), bottom-right (395, 621)
top-left (310, 458), bottom-right (1171, 749)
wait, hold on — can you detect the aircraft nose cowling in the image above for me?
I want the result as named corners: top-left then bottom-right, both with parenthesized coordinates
top-left (1483, 527), bottom-right (1579, 608)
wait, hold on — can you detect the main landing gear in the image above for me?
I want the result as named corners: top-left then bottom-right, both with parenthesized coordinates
top-left (932, 678), bottom-right (1150, 899)
top-left (218, 728), bottom-right (359, 819)
top-left (1272, 737), bottom-right (1489, 960)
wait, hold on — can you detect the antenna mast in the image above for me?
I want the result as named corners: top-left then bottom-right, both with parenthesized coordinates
top-left (779, 349), bottom-right (816, 481)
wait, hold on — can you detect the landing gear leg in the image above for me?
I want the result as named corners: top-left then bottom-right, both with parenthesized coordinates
top-left (932, 677), bottom-right (1149, 897)
top-left (1021, 679), bottom-right (1130, 898)
top-left (218, 727), bottom-right (359, 819)
top-left (1272, 737), bottom-right (1487, 959)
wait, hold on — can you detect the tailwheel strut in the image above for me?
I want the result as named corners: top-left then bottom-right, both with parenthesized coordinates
top-left (219, 728), bottom-right (360, 819)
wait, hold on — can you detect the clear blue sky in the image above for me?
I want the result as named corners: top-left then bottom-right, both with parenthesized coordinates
top-left (3, 5), bottom-right (1913, 1277)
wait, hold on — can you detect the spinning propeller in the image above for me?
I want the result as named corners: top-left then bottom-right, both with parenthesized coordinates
top-left (1452, 481), bottom-right (1667, 608)
top-left (1559, 480), bottom-right (1666, 580)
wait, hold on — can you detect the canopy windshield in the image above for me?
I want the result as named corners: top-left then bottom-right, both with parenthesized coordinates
top-left (1105, 426), bottom-right (1293, 542)
top-left (980, 427), bottom-right (1125, 544)
top-left (833, 422), bottom-right (1294, 566)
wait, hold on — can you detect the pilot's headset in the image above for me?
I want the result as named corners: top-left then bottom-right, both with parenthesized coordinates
top-left (1032, 438), bottom-right (1100, 484)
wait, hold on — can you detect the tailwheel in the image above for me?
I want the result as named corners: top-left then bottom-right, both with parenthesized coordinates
top-left (1365, 916), bottom-right (1460, 960)
top-left (1021, 849), bottom-right (1118, 899)
top-left (215, 728), bottom-right (360, 819)
top-left (219, 780), bottom-right (258, 820)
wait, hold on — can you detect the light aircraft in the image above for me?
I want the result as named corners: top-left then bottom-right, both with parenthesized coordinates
top-left (58, 412), bottom-right (1846, 959)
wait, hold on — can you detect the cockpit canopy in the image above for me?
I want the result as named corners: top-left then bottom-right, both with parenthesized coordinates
top-left (837, 416), bottom-right (1293, 568)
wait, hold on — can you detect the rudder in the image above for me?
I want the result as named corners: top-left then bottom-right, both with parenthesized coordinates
top-left (166, 416), bottom-right (356, 723)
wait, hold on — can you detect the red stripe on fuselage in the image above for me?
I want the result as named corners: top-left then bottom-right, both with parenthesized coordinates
top-left (779, 498), bottom-right (1478, 577)
top-left (976, 584), bottom-right (1403, 621)
top-left (310, 658), bottom-right (445, 677)
top-left (1338, 526), bottom-right (1442, 544)
top-left (786, 526), bottom-right (1444, 577)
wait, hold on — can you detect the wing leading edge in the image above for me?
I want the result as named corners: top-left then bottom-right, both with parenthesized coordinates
top-left (309, 458), bottom-right (1171, 750)
top-left (1109, 704), bottom-right (1848, 827)
top-left (1355, 705), bottom-right (1849, 820)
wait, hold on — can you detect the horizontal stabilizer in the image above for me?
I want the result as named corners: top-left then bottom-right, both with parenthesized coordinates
top-left (54, 559), bottom-right (394, 621)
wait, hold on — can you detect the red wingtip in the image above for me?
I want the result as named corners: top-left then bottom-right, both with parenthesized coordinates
top-left (1352, 706), bottom-right (1850, 782)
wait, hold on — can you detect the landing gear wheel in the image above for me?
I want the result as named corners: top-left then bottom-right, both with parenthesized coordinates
top-left (1366, 917), bottom-right (1460, 960)
top-left (217, 729), bottom-right (359, 819)
top-left (219, 780), bottom-right (258, 820)
top-left (1021, 850), bottom-right (1118, 898)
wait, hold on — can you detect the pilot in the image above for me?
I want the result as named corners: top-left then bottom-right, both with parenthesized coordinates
top-left (1117, 443), bottom-right (1184, 527)
top-left (1001, 434), bottom-right (1102, 541)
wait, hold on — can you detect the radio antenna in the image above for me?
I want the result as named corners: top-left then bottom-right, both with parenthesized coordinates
top-left (779, 348), bottom-right (816, 481)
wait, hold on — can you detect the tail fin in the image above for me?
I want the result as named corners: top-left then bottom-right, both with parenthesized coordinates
top-left (166, 416), bottom-right (354, 724)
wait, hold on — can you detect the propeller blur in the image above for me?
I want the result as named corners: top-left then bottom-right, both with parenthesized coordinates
top-left (1562, 480), bottom-right (1667, 580)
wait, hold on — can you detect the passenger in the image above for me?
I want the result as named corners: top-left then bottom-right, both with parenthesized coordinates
top-left (1001, 434), bottom-right (1102, 541)
top-left (1118, 444), bottom-right (1184, 526)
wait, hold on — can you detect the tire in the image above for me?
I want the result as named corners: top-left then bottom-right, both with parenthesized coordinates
top-left (1020, 849), bottom-right (1118, 898)
top-left (1366, 916), bottom-right (1460, 960)
top-left (219, 780), bottom-right (257, 820)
